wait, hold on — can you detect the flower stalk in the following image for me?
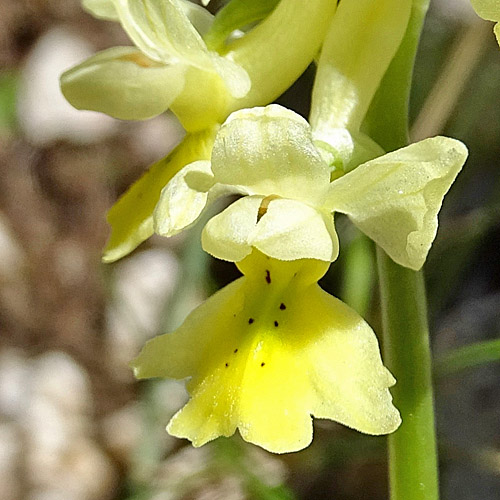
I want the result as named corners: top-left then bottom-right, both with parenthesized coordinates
top-left (365, 0), bottom-right (440, 498)
top-left (377, 251), bottom-right (439, 500)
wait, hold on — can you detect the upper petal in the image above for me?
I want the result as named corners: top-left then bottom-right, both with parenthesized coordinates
top-left (327, 137), bottom-right (468, 270)
top-left (111, 0), bottom-right (250, 98)
top-left (60, 46), bottom-right (186, 120)
top-left (210, 105), bottom-right (330, 203)
top-left (251, 198), bottom-right (339, 262)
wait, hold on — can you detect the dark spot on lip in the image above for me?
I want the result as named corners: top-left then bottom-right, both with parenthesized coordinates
top-left (274, 320), bottom-right (279, 327)
top-left (248, 318), bottom-right (254, 324)
top-left (234, 348), bottom-right (238, 353)
top-left (265, 270), bottom-right (271, 284)
top-left (261, 362), bottom-right (265, 367)
top-left (280, 303), bottom-right (286, 310)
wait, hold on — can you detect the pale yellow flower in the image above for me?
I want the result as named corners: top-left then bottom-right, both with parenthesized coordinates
top-left (132, 250), bottom-right (401, 453)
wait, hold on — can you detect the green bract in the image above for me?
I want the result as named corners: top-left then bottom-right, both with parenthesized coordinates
top-left (470, 0), bottom-right (500, 45)
top-left (132, 250), bottom-right (401, 453)
top-left (62, 0), bottom-right (250, 129)
top-left (154, 105), bottom-right (468, 271)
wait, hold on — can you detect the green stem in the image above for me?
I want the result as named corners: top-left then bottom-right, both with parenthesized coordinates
top-left (365, 1), bottom-right (439, 499)
top-left (377, 250), bottom-right (439, 500)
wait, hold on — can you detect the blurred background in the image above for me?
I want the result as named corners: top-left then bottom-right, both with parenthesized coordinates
top-left (0, 0), bottom-right (499, 499)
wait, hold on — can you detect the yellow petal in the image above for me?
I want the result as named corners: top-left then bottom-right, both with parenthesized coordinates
top-left (210, 105), bottom-right (330, 203)
top-left (103, 128), bottom-right (217, 263)
top-left (470, 0), bottom-right (499, 21)
top-left (252, 198), bottom-right (339, 262)
top-left (60, 46), bottom-right (186, 120)
top-left (327, 137), bottom-right (468, 270)
top-left (112, 0), bottom-right (211, 67)
top-left (132, 251), bottom-right (400, 453)
top-left (310, 0), bottom-right (411, 133)
top-left (132, 278), bottom-right (246, 380)
top-left (113, 0), bottom-right (250, 103)
top-left (201, 195), bottom-right (262, 262)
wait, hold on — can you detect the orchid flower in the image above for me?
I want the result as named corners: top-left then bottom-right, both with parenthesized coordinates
top-left (61, 0), bottom-right (337, 263)
top-left (61, 0), bottom-right (250, 130)
top-left (154, 104), bottom-right (468, 271)
top-left (130, 0), bottom-right (469, 455)
top-left (470, 0), bottom-right (500, 45)
top-left (131, 250), bottom-right (401, 453)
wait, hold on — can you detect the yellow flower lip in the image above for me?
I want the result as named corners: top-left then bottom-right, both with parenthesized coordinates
top-left (131, 251), bottom-right (401, 453)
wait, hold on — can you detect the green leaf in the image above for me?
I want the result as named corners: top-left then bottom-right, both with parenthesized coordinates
top-left (434, 339), bottom-right (500, 377)
top-left (203, 0), bottom-right (280, 52)
top-left (102, 127), bottom-right (217, 263)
